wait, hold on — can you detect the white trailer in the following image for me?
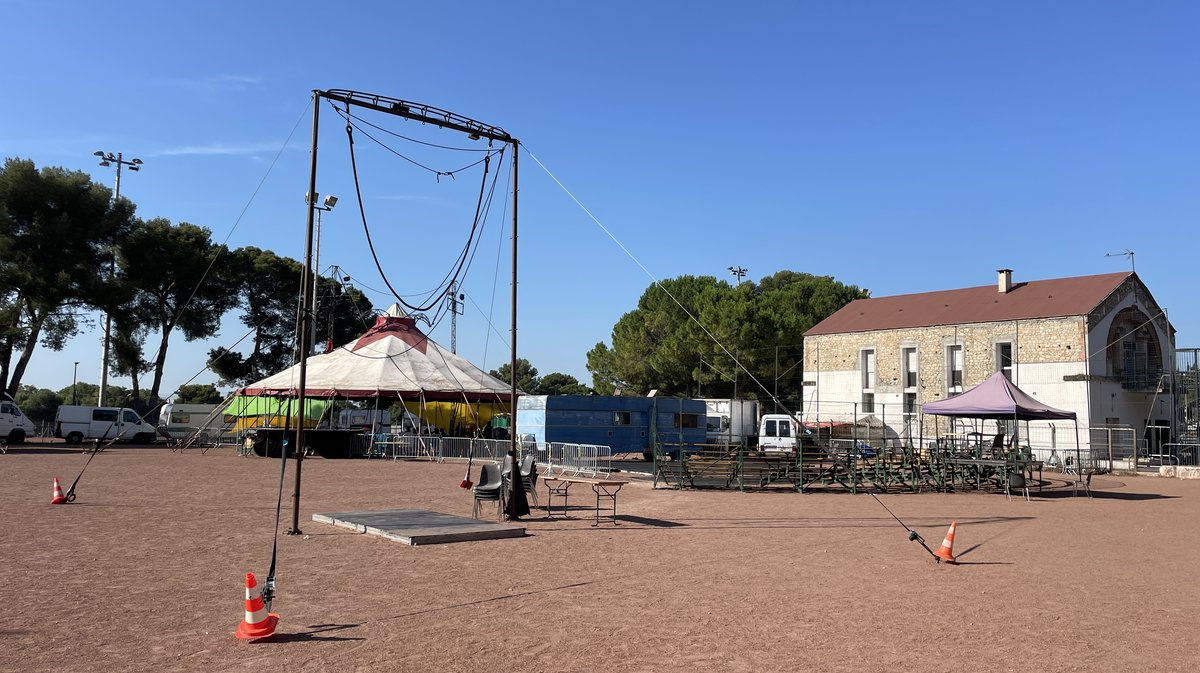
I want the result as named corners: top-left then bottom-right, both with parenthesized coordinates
top-left (701, 398), bottom-right (759, 446)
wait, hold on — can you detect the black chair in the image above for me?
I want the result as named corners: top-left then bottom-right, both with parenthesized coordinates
top-left (1072, 471), bottom-right (1094, 498)
top-left (520, 454), bottom-right (539, 507)
top-left (472, 462), bottom-right (505, 519)
top-left (1005, 471), bottom-right (1030, 501)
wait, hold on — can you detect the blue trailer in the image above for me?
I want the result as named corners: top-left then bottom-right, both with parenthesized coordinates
top-left (516, 395), bottom-right (707, 460)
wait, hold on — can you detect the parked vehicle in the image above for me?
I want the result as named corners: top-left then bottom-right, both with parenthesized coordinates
top-left (158, 402), bottom-right (225, 441)
top-left (516, 394), bottom-right (707, 461)
top-left (337, 408), bottom-right (392, 433)
top-left (756, 413), bottom-right (815, 453)
top-left (54, 405), bottom-right (158, 444)
top-left (0, 398), bottom-right (37, 444)
top-left (701, 398), bottom-right (759, 447)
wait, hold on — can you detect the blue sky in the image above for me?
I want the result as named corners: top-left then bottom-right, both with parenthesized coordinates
top-left (3, 1), bottom-right (1198, 397)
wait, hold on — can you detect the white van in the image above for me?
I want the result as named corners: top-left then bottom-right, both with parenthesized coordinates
top-left (757, 413), bottom-right (809, 453)
top-left (54, 405), bottom-right (158, 444)
top-left (1, 399), bottom-right (37, 444)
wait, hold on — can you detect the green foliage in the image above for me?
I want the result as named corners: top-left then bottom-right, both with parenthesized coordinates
top-left (0, 158), bottom-right (132, 396)
top-left (172, 384), bottom-right (224, 404)
top-left (536, 372), bottom-right (592, 396)
top-left (117, 218), bottom-right (240, 403)
top-left (488, 358), bottom-right (539, 393)
top-left (52, 381), bottom-right (132, 408)
top-left (13, 385), bottom-right (63, 424)
top-left (208, 248), bottom-right (374, 386)
top-left (588, 272), bottom-right (867, 400)
top-left (585, 342), bottom-right (620, 395)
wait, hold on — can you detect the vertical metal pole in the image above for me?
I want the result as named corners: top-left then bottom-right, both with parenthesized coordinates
top-left (310, 208), bottom-right (322, 354)
top-left (289, 91), bottom-right (321, 535)
top-left (505, 141), bottom-right (526, 519)
top-left (98, 155), bottom-right (122, 407)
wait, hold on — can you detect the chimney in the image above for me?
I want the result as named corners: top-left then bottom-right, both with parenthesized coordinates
top-left (997, 268), bottom-right (1013, 293)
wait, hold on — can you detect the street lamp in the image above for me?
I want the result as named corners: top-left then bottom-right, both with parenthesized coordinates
top-left (728, 265), bottom-right (747, 286)
top-left (93, 150), bottom-right (143, 406)
top-left (305, 192), bottom-right (337, 354)
top-left (72, 362), bottom-right (80, 405)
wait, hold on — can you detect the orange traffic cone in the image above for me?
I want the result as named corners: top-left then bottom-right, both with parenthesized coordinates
top-left (235, 573), bottom-right (279, 640)
top-left (51, 477), bottom-right (67, 505)
top-left (933, 521), bottom-right (958, 564)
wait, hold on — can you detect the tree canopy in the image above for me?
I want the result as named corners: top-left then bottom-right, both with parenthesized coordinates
top-left (0, 158), bottom-right (134, 396)
top-left (208, 247), bottom-right (374, 386)
top-left (587, 272), bottom-right (867, 401)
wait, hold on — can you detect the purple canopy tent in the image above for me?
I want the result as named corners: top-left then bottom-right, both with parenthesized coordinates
top-left (923, 371), bottom-right (1080, 471)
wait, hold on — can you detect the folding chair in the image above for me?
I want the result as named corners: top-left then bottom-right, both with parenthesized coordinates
top-left (472, 463), bottom-right (505, 520)
top-left (1005, 471), bottom-right (1030, 501)
top-left (1071, 471), bottom-right (1093, 498)
top-left (520, 454), bottom-right (539, 507)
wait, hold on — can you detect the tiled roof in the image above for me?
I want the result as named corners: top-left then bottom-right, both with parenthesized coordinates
top-left (805, 272), bottom-right (1131, 336)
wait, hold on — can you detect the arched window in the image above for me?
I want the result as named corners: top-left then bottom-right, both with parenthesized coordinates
top-left (1106, 308), bottom-right (1162, 390)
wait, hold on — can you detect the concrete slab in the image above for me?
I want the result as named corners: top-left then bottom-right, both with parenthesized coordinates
top-left (312, 508), bottom-right (526, 545)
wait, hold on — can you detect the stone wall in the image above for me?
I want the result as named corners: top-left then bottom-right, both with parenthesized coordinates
top-left (804, 316), bottom-right (1087, 399)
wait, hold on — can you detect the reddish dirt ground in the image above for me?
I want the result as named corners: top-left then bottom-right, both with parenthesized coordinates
top-left (2, 445), bottom-right (1197, 672)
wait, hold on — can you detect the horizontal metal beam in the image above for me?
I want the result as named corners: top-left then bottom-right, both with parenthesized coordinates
top-left (319, 89), bottom-right (515, 144)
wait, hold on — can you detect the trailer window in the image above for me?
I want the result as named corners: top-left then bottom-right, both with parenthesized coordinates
top-left (171, 413), bottom-right (192, 425)
top-left (673, 413), bottom-right (700, 429)
top-left (93, 409), bottom-right (118, 422)
top-left (613, 411), bottom-right (631, 426)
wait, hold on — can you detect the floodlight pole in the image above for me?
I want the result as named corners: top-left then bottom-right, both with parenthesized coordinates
top-left (288, 90), bottom-right (321, 535)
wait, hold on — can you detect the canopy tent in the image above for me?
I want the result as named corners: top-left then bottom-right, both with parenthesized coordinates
top-left (923, 371), bottom-right (1080, 471)
top-left (922, 371), bottom-right (1076, 421)
top-left (238, 312), bottom-right (516, 404)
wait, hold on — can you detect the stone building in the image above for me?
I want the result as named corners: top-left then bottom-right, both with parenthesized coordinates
top-left (802, 270), bottom-right (1175, 452)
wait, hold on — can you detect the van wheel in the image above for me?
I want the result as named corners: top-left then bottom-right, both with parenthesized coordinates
top-left (133, 433), bottom-right (153, 445)
top-left (6, 430), bottom-right (25, 445)
top-left (66, 432), bottom-right (84, 445)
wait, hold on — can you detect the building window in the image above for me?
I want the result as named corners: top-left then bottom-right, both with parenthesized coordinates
top-left (946, 344), bottom-right (963, 391)
top-left (996, 342), bottom-right (1013, 381)
top-left (902, 347), bottom-right (917, 389)
top-left (862, 393), bottom-right (875, 413)
top-left (673, 413), bottom-right (700, 429)
top-left (613, 411), bottom-right (631, 426)
top-left (903, 392), bottom-right (917, 416)
top-left (861, 349), bottom-right (876, 390)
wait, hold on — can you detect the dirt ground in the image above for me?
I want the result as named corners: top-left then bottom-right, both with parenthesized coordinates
top-left (2, 445), bottom-right (1197, 673)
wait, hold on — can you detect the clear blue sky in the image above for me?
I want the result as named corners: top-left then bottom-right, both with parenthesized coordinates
top-left (4, 1), bottom-right (1198, 398)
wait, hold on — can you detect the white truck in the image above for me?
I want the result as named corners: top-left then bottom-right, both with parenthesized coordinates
top-left (54, 405), bottom-right (158, 444)
top-left (701, 398), bottom-right (759, 447)
top-left (1, 399), bottom-right (38, 444)
top-left (756, 413), bottom-right (815, 453)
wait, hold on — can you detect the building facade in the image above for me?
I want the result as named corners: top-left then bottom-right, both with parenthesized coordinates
top-left (802, 270), bottom-right (1175, 452)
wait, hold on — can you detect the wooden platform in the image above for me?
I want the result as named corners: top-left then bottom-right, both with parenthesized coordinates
top-left (312, 508), bottom-right (526, 546)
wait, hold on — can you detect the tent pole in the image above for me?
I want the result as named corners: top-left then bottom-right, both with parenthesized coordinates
top-left (288, 90), bottom-right (321, 535)
top-left (505, 140), bottom-right (528, 520)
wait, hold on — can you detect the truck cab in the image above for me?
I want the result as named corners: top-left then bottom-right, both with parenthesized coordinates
top-left (756, 413), bottom-right (814, 453)
top-left (1, 399), bottom-right (37, 444)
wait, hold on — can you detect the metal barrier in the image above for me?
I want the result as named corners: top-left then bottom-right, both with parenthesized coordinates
top-left (544, 442), bottom-right (612, 478)
top-left (1088, 426), bottom-right (1137, 472)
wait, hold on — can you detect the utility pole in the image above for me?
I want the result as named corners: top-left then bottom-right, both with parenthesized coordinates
top-left (447, 281), bottom-right (464, 353)
top-left (306, 193), bottom-right (337, 354)
top-left (92, 151), bottom-right (142, 406)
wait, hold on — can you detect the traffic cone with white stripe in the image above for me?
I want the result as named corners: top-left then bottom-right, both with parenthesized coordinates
top-left (933, 521), bottom-right (958, 564)
top-left (50, 477), bottom-right (67, 504)
top-left (235, 572), bottom-right (279, 640)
